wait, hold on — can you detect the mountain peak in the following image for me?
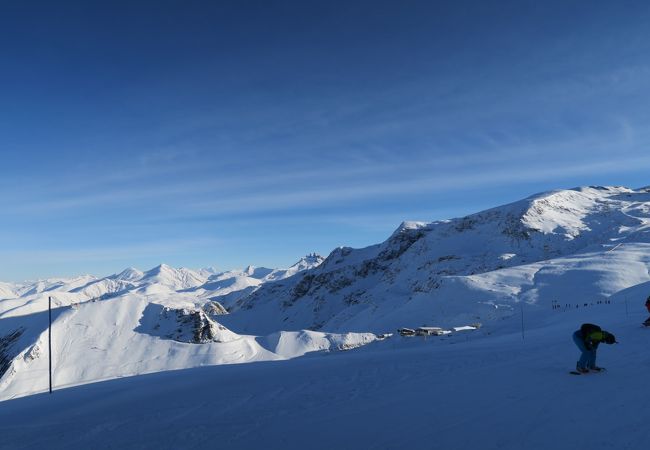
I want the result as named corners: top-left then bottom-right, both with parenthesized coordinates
top-left (114, 267), bottom-right (144, 282)
top-left (291, 253), bottom-right (325, 269)
top-left (139, 264), bottom-right (207, 290)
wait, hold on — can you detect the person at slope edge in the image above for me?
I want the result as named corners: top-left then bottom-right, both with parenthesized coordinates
top-left (644, 296), bottom-right (650, 327)
top-left (573, 323), bottom-right (616, 373)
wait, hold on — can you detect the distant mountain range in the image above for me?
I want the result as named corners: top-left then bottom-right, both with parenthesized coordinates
top-left (0, 253), bottom-right (325, 308)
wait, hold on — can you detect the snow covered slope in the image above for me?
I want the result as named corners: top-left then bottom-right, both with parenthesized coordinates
top-left (0, 292), bottom-right (377, 401)
top-left (16, 275), bottom-right (97, 298)
top-left (0, 283), bottom-right (16, 300)
top-left (262, 253), bottom-right (325, 281)
top-left (1, 286), bottom-right (649, 450)
top-left (226, 186), bottom-right (650, 334)
top-left (0, 255), bottom-right (328, 400)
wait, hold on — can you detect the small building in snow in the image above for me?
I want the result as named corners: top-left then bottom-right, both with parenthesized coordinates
top-left (415, 327), bottom-right (447, 336)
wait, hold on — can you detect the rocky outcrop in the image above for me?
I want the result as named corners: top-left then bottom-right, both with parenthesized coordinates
top-left (137, 304), bottom-right (238, 344)
top-left (0, 328), bottom-right (24, 380)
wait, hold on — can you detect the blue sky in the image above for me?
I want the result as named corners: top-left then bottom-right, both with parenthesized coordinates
top-left (2, 0), bottom-right (650, 281)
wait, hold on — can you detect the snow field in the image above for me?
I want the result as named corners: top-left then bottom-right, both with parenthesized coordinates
top-left (1, 296), bottom-right (649, 450)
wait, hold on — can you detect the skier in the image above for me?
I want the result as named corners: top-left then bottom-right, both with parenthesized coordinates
top-left (572, 323), bottom-right (616, 374)
top-left (643, 296), bottom-right (650, 327)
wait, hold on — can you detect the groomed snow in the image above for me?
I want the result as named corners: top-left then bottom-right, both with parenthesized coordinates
top-left (1, 290), bottom-right (648, 450)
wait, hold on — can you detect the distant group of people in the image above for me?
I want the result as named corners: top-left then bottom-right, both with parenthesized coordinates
top-left (573, 296), bottom-right (650, 373)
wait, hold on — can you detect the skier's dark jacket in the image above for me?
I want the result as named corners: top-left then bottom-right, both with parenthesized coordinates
top-left (579, 323), bottom-right (616, 350)
top-left (646, 296), bottom-right (650, 313)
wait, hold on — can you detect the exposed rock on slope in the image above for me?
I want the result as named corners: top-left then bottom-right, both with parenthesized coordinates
top-left (137, 304), bottom-right (239, 344)
top-left (0, 328), bottom-right (24, 379)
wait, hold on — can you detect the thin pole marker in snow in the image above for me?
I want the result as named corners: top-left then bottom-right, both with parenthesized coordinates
top-left (607, 243), bottom-right (622, 252)
top-left (520, 303), bottom-right (525, 341)
top-left (48, 296), bottom-right (52, 394)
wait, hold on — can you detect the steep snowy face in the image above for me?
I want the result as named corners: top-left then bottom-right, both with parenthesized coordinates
top-left (262, 253), bottom-right (325, 282)
top-left (70, 278), bottom-right (136, 299)
top-left (519, 186), bottom-right (647, 240)
top-left (139, 264), bottom-right (208, 291)
top-left (241, 265), bottom-right (274, 279)
top-left (230, 186), bottom-right (650, 333)
top-left (398, 186), bottom-right (646, 274)
top-left (112, 267), bottom-right (144, 282)
top-left (0, 283), bottom-right (17, 300)
top-left (16, 275), bottom-right (98, 297)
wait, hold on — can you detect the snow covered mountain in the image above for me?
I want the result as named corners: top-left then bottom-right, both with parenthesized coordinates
top-left (190, 253), bottom-right (326, 308)
top-left (3, 185), bottom-right (650, 404)
top-left (0, 283), bottom-right (16, 300)
top-left (0, 255), bottom-right (328, 400)
top-left (15, 275), bottom-right (98, 298)
top-left (0, 254), bottom-right (324, 308)
top-left (225, 186), bottom-right (650, 334)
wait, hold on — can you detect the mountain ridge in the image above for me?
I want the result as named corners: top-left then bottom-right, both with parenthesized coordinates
top-left (224, 185), bottom-right (650, 333)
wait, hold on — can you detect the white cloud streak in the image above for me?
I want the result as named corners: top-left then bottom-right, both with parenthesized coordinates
top-left (0, 237), bottom-right (222, 265)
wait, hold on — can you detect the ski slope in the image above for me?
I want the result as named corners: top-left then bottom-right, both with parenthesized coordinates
top-left (1, 286), bottom-right (649, 450)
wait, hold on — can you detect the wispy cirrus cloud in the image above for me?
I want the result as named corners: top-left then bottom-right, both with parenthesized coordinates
top-left (0, 237), bottom-right (222, 265)
top-left (5, 135), bottom-right (650, 220)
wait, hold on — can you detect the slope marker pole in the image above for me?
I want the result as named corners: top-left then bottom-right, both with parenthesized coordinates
top-left (49, 296), bottom-right (52, 394)
top-left (520, 303), bottom-right (525, 342)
